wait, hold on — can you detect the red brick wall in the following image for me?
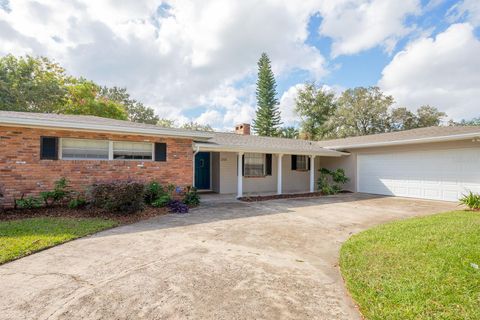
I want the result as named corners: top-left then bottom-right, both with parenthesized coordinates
top-left (0, 126), bottom-right (194, 208)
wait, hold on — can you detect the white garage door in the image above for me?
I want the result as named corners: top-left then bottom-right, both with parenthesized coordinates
top-left (357, 148), bottom-right (480, 201)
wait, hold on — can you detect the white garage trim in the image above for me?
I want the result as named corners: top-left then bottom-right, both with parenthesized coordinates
top-left (357, 147), bottom-right (480, 202)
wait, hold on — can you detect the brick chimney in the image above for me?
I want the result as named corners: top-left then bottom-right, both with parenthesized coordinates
top-left (235, 123), bottom-right (251, 135)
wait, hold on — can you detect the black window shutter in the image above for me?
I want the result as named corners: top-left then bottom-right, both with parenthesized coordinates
top-left (308, 157), bottom-right (311, 171)
top-left (154, 143), bottom-right (167, 161)
top-left (242, 154), bottom-right (245, 176)
top-left (265, 154), bottom-right (272, 175)
top-left (291, 155), bottom-right (297, 170)
top-left (40, 137), bottom-right (58, 160)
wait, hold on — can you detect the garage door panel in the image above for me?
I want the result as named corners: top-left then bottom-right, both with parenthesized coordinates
top-left (358, 148), bottom-right (480, 202)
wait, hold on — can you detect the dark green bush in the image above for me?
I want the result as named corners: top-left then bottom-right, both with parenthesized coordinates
top-left (144, 181), bottom-right (165, 205)
top-left (183, 186), bottom-right (200, 207)
top-left (88, 181), bottom-right (145, 213)
top-left (151, 194), bottom-right (172, 208)
top-left (68, 196), bottom-right (87, 209)
top-left (15, 195), bottom-right (43, 209)
top-left (40, 177), bottom-right (71, 206)
top-left (317, 168), bottom-right (349, 195)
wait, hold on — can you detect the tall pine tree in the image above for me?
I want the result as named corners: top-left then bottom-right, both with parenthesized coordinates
top-left (252, 53), bottom-right (282, 136)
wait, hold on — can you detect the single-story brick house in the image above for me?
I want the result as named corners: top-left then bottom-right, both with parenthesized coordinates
top-left (1, 111), bottom-right (479, 207)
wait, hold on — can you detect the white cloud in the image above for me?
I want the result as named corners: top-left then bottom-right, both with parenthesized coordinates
top-left (379, 23), bottom-right (480, 120)
top-left (317, 0), bottom-right (421, 57)
top-left (0, 0), bottom-right (327, 130)
top-left (447, 0), bottom-right (480, 27)
top-left (278, 84), bottom-right (304, 127)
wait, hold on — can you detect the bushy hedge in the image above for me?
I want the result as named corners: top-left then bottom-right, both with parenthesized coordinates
top-left (88, 181), bottom-right (145, 213)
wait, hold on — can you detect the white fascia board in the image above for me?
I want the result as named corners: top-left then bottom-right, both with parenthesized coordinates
top-left (194, 142), bottom-right (348, 157)
top-left (324, 132), bottom-right (480, 150)
top-left (0, 116), bottom-right (213, 140)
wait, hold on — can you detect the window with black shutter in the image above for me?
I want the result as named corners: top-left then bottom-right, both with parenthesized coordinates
top-left (40, 137), bottom-right (58, 160)
top-left (154, 143), bottom-right (167, 161)
top-left (265, 154), bottom-right (272, 175)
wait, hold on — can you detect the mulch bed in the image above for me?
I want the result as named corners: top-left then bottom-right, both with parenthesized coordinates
top-left (239, 192), bottom-right (325, 202)
top-left (239, 190), bottom-right (353, 202)
top-left (0, 206), bottom-right (168, 225)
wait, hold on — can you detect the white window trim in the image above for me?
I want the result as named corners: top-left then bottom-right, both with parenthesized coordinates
top-left (59, 138), bottom-right (154, 161)
top-left (243, 153), bottom-right (267, 177)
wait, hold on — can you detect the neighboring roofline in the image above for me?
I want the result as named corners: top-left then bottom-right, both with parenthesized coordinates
top-left (194, 142), bottom-right (349, 157)
top-left (0, 114), bottom-right (214, 140)
top-left (323, 132), bottom-right (480, 150)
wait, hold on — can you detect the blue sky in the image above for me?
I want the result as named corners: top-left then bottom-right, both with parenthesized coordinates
top-left (1, 0), bottom-right (479, 129)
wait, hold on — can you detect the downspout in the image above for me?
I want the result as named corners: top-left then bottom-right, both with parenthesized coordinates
top-left (192, 144), bottom-right (200, 188)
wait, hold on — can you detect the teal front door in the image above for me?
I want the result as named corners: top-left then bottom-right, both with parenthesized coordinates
top-left (195, 152), bottom-right (210, 190)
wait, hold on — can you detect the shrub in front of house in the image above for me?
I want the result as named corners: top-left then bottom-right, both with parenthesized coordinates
top-left (167, 200), bottom-right (189, 213)
top-left (317, 168), bottom-right (349, 195)
top-left (183, 186), bottom-right (200, 207)
top-left (40, 177), bottom-right (71, 207)
top-left (459, 191), bottom-right (480, 211)
top-left (15, 195), bottom-right (43, 209)
top-left (151, 194), bottom-right (172, 208)
top-left (144, 181), bottom-right (165, 205)
top-left (88, 181), bottom-right (145, 213)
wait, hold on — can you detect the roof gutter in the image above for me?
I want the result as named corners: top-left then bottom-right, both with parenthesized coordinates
top-left (324, 132), bottom-right (480, 150)
top-left (0, 115), bottom-right (214, 140)
top-left (194, 142), bottom-right (349, 157)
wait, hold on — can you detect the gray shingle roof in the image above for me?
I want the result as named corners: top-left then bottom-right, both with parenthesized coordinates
top-left (196, 132), bottom-right (345, 156)
top-left (0, 111), bottom-right (213, 139)
top-left (316, 126), bottom-right (480, 149)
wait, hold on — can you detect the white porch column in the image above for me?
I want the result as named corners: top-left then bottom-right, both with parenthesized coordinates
top-left (277, 154), bottom-right (283, 194)
top-left (310, 155), bottom-right (316, 192)
top-left (237, 152), bottom-right (244, 198)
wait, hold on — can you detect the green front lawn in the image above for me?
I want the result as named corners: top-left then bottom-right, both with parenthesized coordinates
top-left (340, 211), bottom-right (480, 320)
top-left (0, 217), bottom-right (117, 264)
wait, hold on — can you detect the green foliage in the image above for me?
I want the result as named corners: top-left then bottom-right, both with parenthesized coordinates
top-left (181, 121), bottom-right (214, 131)
top-left (0, 55), bottom-right (68, 112)
top-left (157, 118), bottom-right (177, 128)
top-left (89, 181), bottom-right (145, 213)
top-left (15, 196), bottom-right (43, 209)
top-left (144, 181), bottom-right (165, 205)
top-left (183, 186), bottom-right (200, 207)
top-left (317, 168), bottom-right (349, 195)
top-left (327, 87), bottom-right (393, 138)
top-left (99, 86), bottom-right (159, 124)
top-left (459, 191), bottom-right (480, 210)
top-left (390, 107), bottom-right (418, 131)
top-left (279, 126), bottom-right (299, 139)
top-left (252, 53), bottom-right (282, 136)
top-left (452, 117), bottom-right (480, 126)
top-left (340, 211), bottom-right (480, 319)
top-left (40, 177), bottom-right (71, 206)
top-left (391, 105), bottom-right (446, 131)
top-left (1, 55), bottom-right (161, 123)
top-left (0, 217), bottom-right (117, 264)
top-left (151, 194), bottom-right (172, 208)
top-left (60, 79), bottom-right (128, 120)
top-left (295, 82), bottom-right (337, 140)
top-left (68, 197), bottom-right (87, 209)
top-left (416, 105), bottom-right (446, 127)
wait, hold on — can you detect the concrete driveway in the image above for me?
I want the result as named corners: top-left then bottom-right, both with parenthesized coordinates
top-left (0, 193), bottom-right (457, 320)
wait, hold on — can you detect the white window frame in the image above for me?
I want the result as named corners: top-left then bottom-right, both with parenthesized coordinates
top-left (244, 153), bottom-right (266, 177)
top-left (59, 138), bottom-right (154, 161)
top-left (296, 155), bottom-right (309, 171)
top-left (112, 141), bottom-right (154, 161)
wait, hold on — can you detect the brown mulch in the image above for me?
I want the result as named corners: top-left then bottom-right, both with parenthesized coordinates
top-left (239, 192), bottom-right (325, 202)
top-left (0, 206), bottom-right (168, 225)
top-left (239, 190), bottom-right (353, 202)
